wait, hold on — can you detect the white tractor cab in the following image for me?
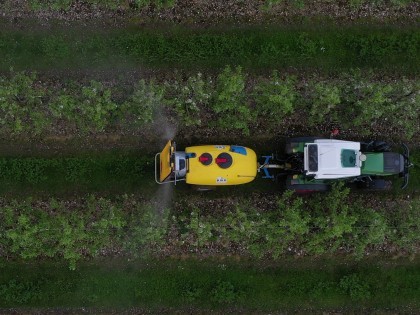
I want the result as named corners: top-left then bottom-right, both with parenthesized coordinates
top-left (303, 140), bottom-right (363, 179)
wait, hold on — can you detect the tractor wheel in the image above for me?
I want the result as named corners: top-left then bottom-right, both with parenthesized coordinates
top-left (286, 137), bottom-right (321, 154)
top-left (360, 179), bottom-right (392, 191)
top-left (362, 141), bottom-right (391, 152)
top-left (286, 182), bottom-right (330, 194)
top-left (191, 185), bottom-right (215, 192)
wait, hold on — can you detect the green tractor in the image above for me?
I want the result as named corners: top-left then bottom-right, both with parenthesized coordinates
top-left (260, 138), bottom-right (412, 193)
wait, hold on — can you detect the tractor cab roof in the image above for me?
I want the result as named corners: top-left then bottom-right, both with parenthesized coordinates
top-left (304, 139), bottom-right (362, 179)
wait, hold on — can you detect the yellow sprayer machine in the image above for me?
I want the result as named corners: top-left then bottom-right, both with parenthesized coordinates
top-left (155, 140), bottom-right (258, 188)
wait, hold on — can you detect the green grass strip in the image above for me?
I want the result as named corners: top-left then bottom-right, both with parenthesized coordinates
top-left (0, 153), bottom-right (153, 197)
top-left (0, 258), bottom-right (419, 311)
top-left (0, 25), bottom-right (418, 72)
top-left (0, 149), bottom-right (418, 197)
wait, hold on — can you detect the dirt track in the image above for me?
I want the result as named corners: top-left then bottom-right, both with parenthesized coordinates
top-left (1, 0), bottom-right (419, 27)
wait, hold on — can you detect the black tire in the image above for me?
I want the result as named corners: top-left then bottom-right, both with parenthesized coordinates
top-left (361, 141), bottom-right (391, 153)
top-left (191, 185), bottom-right (215, 192)
top-left (286, 177), bottom-right (330, 193)
top-left (360, 179), bottom-right (392, 191)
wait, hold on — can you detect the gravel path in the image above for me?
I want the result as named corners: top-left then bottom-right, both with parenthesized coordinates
top-left (0, 0), bottom-right (419, 27)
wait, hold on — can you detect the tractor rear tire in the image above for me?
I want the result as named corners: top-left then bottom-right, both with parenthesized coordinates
top-left (191, 185), bottom-right (215, 192)
top-left (360, 179), bottom-right (392, 191)
top-left (286, 178), bottom-right (330, 194)
top-left (362, 141), bottom-right (391, 153)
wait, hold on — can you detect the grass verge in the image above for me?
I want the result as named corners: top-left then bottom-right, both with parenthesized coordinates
top-left (0, 258), bottom-right (419, 311)
top-left (0, 24), bottom-right (418, 72)
top-left (0, 149), bottom-right (418, 197)
top-left (0, 152), bottom-right (153, 197)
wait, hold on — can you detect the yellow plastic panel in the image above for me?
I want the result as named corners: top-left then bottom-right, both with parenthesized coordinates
top-left (185, 145), bottom-right (257, 186)
top-left (159, 140), bottom-right (174, 182)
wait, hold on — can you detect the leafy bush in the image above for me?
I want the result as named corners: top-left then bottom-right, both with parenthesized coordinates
top-left (213, 66), bottom-right (253, 135)
top-left (386, 197), bottom-right (420, 253)
top-left (174, 184), bottom-right (420, 259)
top-left (0, 192), bottom-right (418, 268)
top-left (0, 70), bottom-right (418, 138)
top-left (121, 79), bottom-right (164, 127)
top-left (353, 209), bottom-right (388, 258)
top-left (305, 184), bottom-right (357, 254)
top-left (308, 81), bottom-right (341, 125)
top-left (123, 202), bottom-right (169, 256)
top-left (50, 80), bottom-right (117, 132)
top-left (1, 197), bottom-right (126, 270)
top-left (254, 71), bottom-right (297, 121)
top-left (306, 71), bottom-right (419, 137)
top-left (0, 71), bottom-right (48, 135)
top-left (165, 73), bottom-right (212, 127)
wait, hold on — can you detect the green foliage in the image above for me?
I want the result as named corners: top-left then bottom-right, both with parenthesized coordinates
top-left (121, 79), bottom-right (164, 127)
top-left (181, 210), bottom-right (214, 248)
top-left (297, 32), bottom-right (320, 57)
top-left (165, 73), bottom-right (212, 127)
top-left (176, 184), bottom-right (416, 259)
top-left (123, 202), bottom-right (168, 256)
top-left (0, 154), bottom-right (150, 194)
top-left (41, 36), bottom-right (70, 60)
top-left (0, 69), bottom-right (418, 138)
top-left (0, 192), bottom-right (418, 268)
top-left (80, 81), bottom-right (118, 131)
top-left (254, 71), bottom-right (297, 120)
top-left (0, 258), bottom-right (418, 309)
top-left (307, 71), bottom-right (420, 137)
top-left (353, 209), bottom-right (388, 258)
top-left (308, 81), bottom-right (341, 124)
top-left (50, 80), bottom-right (117, 132)
top-left (211, 281), bottom-right (241, 304)
top-left (181, 283), bottom-right (203, 302)
top-left (0, 71), bottom-right (48, 135)
top-left (1, 197), bottom-right (126, 270)
top-left (341, 73), bottom-right (394, 128)
top-left (0, 279), bottom-right (43, 304)
top-left (0, 26), bottom-right (418, 72)
top-left (0, 158), bottom-right (49, 184)
top-left (213, 66), bottom-right (253, 135)
top-left (339, 274), bottom-right (372, 300)
top-left (387, 197), bottom-right (420, 253)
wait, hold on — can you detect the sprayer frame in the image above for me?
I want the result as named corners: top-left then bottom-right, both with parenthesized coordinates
top-left (154, 152), bottom-right (186, 185)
